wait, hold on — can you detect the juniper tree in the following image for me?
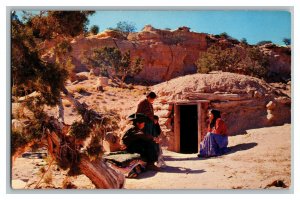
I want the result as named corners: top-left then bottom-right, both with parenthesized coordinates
top-left (85, 46), bottom-right (143, 87)
top-left (11, 11), bottom-right (124, 188)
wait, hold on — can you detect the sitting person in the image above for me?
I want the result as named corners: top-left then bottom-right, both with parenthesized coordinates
top-left (122, 113), bottom-right (161, 171)
top-left (197, 109), bottom-right (229, 158)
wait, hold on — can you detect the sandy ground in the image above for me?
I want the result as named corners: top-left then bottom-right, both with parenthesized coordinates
top-left (11, 123), bottom-right (291, 190)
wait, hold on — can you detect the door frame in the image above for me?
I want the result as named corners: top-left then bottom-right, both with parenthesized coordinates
top-left (173, 100), bottom-right (209, 153)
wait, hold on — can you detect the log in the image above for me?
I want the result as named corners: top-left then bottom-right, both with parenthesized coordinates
top-left (182, 92), bottom-right (252, 101)
top-left (79, 155), bottom-right (125, 189)
top-left (211, 100), bottom-right (257, 109)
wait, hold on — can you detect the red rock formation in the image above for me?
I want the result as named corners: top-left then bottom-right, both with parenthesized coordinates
top-left (41, 25), bottom-right (290, 83)
top-left (42, 25), bottom-right (208, 82)
top-left (259, 44), bottom-right (291, 80)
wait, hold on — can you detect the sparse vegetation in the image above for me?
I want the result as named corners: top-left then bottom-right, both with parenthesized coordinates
top-left (74, 86), bottom-right (87, 94)
top-left (283, 38), bottom-right (291, 46)
top-left (256, 40), bottom-right (273, 46)
top-left (108, 21), bottom-right (137, 37)
top-left (90, 25), bottom-right (99, 35)
top-left (84, 47), bottom-right (143, 87)
top-left (195, 44), bottom-right (269, 79)
top-left (240, 38), bottom-right (248, 45)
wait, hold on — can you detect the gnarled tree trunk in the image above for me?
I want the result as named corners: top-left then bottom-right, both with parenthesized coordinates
top-left (13, 88), bottom-right (126, 189)
top-left (61, 86), bottom-right (125, 188)
top-left (79, 155), bottom-right (125, 189)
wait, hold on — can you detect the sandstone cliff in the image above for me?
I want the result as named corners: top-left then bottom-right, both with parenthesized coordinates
top-left (42, 25), bottom-right (291, 83)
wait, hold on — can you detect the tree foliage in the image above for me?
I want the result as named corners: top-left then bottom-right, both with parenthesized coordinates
top-left (108, 21), bottom-right (137, 37)
top-left (240, 38), bottom-right (248, 45)
top-left (283, 38), bottom-right (291, 46)
top-left (11, 10), bottom-right (105, 162)
top-left (11, 11), bottom-right (126, 188)
top-left (256, 40), bottom-right (273, 46)
top-left (23, 11), bottom-right (95, 39)
top-left (195, 44), bottom-right (269, 79)
top-left (84, 47), bottom-right (143, 85)
top-left (90, 25), bottom-right (99, 35)
top-left (12, 13), bottom-right (68, 105)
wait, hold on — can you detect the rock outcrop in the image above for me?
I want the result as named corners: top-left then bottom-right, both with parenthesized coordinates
top-left (42, 25), bottom-right (290, 83)
top-left (42, 26), bottom-right (203, 82)
top-left (259, 43), bottom-right (291, 81)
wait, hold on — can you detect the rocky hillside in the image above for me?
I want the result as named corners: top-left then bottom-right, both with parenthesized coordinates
top-left (41, 25), bottom-right (291, 83)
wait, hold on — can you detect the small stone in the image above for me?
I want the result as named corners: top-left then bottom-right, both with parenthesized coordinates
top-left (12, 179), bottom-right (27, 189)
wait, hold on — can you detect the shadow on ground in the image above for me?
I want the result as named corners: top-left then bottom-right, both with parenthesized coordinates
top-left (163, 142), bottom-right (258, 161)
top-left (160, 165), bottom-right (206, 174)
top-left (136, 166), bottom-right (206, 179)
top-left (134, 142), bottom-right (257, 179)
top-left (163, 156), bottom-right (199, 161)
top-left (226, 142), bottom-right (258, 155)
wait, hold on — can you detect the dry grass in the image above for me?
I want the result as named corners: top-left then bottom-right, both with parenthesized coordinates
top-left (73, 85), bottom-right (87, 93)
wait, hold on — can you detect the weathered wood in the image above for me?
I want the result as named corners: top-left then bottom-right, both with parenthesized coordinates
top-left (78, 155), bottom-right (125, 189)
top-left (201, 102), bottom-right (209, 141)
top-left (183, 92), bottom-right (252, 101)
top-left (197, 103), bottom-right (202, 152)
top-left (174, 104), bottom-right (180, 152)
top-left (211, 100), bottom-right (256, 109)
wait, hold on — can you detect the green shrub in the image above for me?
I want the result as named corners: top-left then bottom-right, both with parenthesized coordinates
top-left (195, 44), bottom-right (269, 79)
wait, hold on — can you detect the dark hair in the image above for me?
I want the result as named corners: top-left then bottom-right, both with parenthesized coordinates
top-left (146, 91), bottom-right (157, 99)
top-left (209, 109), bottom-right (221, 129)
top-left (154, 115), bottom-right (159, 120)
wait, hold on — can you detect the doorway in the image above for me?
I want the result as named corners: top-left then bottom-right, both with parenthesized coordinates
top-left (179, 105), bottom-right (198, 153)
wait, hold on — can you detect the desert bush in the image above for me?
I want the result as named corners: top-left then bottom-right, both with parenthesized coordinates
top-left (90, 25), bottom-right (99, 35)
top-left (84, 47), bottom-right (143, 86)
top-left (196, 44), bottom-right (269, 79)
top-left (283, 38), bottom-right (291, 46)
top-left (108, 21), bottom-right (137, 38)
top-left (256, 40), bottom-right (273, 46)
top-left (74, 86), bottom-right (87, 94)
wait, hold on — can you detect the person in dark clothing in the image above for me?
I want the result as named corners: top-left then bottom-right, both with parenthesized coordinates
top-left (122, 113), bottom-right (160, 171)
top-left (136, 91), bottom-right (158, 137)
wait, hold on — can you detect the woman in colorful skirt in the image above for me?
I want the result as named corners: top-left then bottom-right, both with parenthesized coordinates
top-left (197, 109), bottom-right (229, 158)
